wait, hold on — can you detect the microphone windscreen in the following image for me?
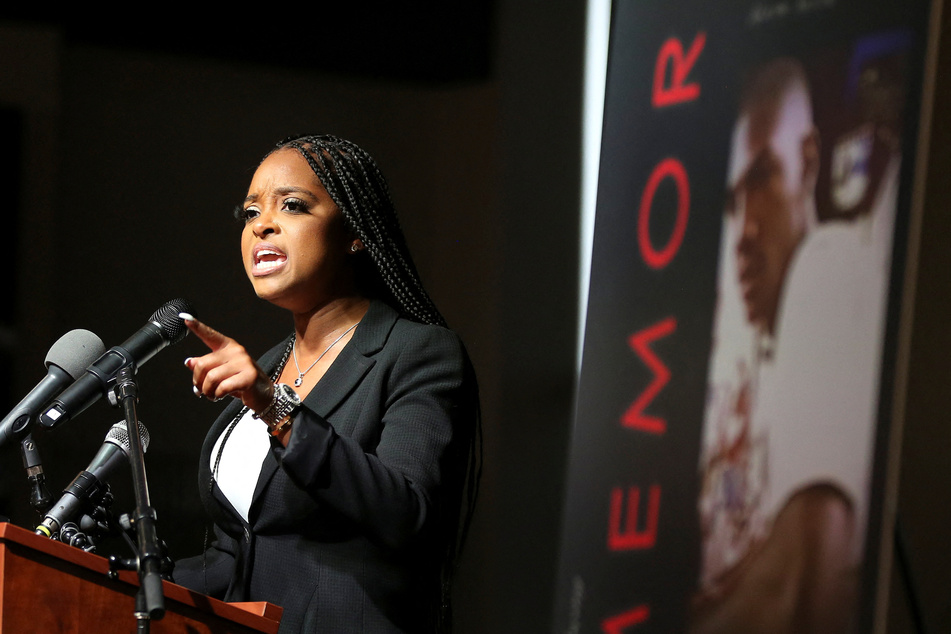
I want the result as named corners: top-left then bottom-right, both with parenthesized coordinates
top-left (44, 329), bottom-right (106, 378)
top-left (149, 298), bottom-right (194, 346)
top-left (106, 419), bottom-right (151, 455)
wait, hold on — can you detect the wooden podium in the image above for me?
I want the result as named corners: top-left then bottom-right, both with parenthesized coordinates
top-left (0, 522), bottom-right (282, 632)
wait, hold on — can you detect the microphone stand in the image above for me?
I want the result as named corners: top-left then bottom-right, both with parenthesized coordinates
top-left (113, 365), bottom-right (165, 630)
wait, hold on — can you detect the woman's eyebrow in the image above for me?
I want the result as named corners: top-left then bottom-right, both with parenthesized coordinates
top-left (243, 186), bottom-right (316, 204)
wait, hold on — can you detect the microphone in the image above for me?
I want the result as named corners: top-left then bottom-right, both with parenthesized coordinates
top-left (36, 419), bottom-right (150, 537)
top-left (38, 298), bottom-right (193, 430)
top-left (0, 329), bottom-right (105, 447)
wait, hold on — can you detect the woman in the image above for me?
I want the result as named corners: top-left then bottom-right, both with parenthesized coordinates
top-left (173, 134), bottom-right (480, 633)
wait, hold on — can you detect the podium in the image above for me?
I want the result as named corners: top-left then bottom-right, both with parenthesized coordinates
top-left (0, 522), bottom-right (281, 632)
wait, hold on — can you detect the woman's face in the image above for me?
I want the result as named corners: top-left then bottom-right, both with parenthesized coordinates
top-left (240, 148), bottom-right (355, 312)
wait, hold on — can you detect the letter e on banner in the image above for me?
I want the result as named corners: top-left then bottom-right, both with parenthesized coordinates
top-left (602, 604), bottom-right (650, 633)
top-left (652, 32), bottom-right (706, 108)
top-left (638, 159), bottom-right (689, 270)
top-left (622, 317), bottom-right (677, 434)
top-left (608, 485), bottom-right (661, 550)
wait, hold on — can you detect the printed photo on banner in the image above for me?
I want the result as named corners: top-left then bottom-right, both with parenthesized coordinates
top-left (693, 31), bottom-right (911, 633)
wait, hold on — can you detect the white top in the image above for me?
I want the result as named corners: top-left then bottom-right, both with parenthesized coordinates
top-left (210, 407), bottom-right (271, 522)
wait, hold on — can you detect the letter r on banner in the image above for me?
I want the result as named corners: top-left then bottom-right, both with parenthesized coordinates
top-left (652, 32), bottom-right (706, 108)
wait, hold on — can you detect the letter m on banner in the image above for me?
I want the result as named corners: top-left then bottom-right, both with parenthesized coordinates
top-left (621, 317), bottom-right (676, 434)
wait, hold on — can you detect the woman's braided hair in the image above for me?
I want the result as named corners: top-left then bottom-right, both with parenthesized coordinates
top-left (256, 134), bottom-right (481, 632)
top-left (272, 134), bottom-right (446, 328)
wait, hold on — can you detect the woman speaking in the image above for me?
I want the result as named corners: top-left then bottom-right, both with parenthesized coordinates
top-left (173, 134), bottom-right (480, 633)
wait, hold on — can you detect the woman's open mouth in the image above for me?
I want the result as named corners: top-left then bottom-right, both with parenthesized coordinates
top-left (252, 244), bottom-right (287, 276)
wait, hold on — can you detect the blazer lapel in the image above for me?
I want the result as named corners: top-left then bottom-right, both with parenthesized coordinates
top-left (303, 299), bottom-right (398, 416)
top-left (250, 445), bottom-right (281, 515)
top-left (248, 300), bottom-right (398, 513)
top-left (303, 346), bottom-right (374, 418)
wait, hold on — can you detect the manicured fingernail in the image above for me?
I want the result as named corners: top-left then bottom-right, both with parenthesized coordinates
top-left (184, 357), bottom-right (193, 367)
top-left (192, 385), bottom-right (203, 398)
top-left (179, 312), bottom-right (195, 322)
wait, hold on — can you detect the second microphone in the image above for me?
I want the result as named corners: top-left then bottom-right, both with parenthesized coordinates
top-left (36, 419), bottom-right (150, 538)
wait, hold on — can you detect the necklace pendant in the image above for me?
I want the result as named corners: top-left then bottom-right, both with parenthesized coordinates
top-left (290, 322), bottom-right (358, 390)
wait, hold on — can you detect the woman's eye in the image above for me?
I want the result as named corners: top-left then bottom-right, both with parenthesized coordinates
top-left (282, 198), bottom-right (307, 213)
top-left (240, 206), bottom-right (260, 222)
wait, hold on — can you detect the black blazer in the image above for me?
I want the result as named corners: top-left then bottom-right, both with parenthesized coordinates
top-left (174, 300), bottom-right (476, 633)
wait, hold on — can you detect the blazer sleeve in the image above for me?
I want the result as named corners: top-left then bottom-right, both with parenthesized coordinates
top-left (271, 324), bottom-right (472, 551)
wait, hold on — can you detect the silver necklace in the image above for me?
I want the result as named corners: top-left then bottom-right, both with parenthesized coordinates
top-left (292, 322), bottom-right (358, 387)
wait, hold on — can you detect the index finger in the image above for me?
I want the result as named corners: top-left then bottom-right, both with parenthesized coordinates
top-left (179, 312), bottom-right (230, 352)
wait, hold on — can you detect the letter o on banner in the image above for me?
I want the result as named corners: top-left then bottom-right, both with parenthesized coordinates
top-left (638, 158), bottom-right (689, 269)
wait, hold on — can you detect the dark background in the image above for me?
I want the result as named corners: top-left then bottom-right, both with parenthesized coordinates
top-left (0, 2), bottom-right (947, 631)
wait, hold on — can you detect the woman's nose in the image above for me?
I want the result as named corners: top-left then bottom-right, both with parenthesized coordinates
top-left (252, 210), bottom-right (277, 238)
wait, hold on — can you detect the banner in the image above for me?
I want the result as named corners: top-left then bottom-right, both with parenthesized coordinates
top-left (554, 1), bottom-right (934, 632)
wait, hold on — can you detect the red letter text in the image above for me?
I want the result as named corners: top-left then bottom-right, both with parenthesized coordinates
top-left (602, 604), bottom-right (650, 633)
top-left (621, 317), bottom-right (676, 434)
top-left (638, 159), bottom-right (689, 270)
top-left (652, 32), bottom-right (706, 108)
top-left (608, 485), bottom-right (661, 551)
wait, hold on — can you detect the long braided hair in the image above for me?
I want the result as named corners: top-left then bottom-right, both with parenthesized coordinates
top-left (270, 133), bottom-right (446, 327)
top-left (261, 134), bottom-right (481, 632)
